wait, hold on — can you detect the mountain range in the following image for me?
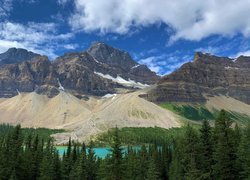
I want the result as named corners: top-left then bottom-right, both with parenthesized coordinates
top-left (0, 42), bottom-right (159, 98)
top-left (0, 43), bottom-right (249, 143)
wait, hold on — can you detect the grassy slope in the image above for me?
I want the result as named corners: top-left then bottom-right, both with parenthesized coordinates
top-left (160, 103), bottom-right (250, 126)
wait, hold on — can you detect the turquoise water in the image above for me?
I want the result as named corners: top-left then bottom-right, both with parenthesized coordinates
top-left (56, 146), bottom-right (140, 159)
top-left (56, 146), bottom-right (112, 158)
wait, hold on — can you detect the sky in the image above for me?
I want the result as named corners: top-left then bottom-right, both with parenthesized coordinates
top-left (1, 0), bottom-right (250, 75)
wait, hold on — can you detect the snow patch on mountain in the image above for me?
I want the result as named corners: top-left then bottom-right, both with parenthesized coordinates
top-left (225, 66), bottom-right (239, 70)
top-left (94, 71), bottom-right (149, 89)
top-left (102, 93), bottom-right (117, 100)
top-left (131, 64), bottom-right (140, 69)
top-left (57, 78), bottom-right (65, 91)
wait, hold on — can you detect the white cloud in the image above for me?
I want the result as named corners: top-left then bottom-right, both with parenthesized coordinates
top-left (0, 21), bottom-right (76, 59)
top-left (57, 0), bottom-right (71, 6)
top-left (69, 0), bottom-right (250, 42)
top-left (0, 0), bottom-right (12, 19)
top-left (195, 46), bottom-right (221, 55)
top-left (138, 53), bottom-right (192, 75)
top-left (234, 50), bottom-right (250, 58)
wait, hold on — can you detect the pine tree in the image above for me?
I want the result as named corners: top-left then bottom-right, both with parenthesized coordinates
top-left (75, 143), bottom-right (87, 180)
top-left (200, 120), bottom-right (213, 179)
top-left (145, 156), bottom-right (159, 180)
top-left (212, 110), bottom-right (238, 180)
top-left (61, 138), bottom-right (73, 180)
top-left (138, 144), bottom-right (149, 179)
top-left (109, 127), bottom-right (124, 180)
top-left (237, 123), bottom-right (250, 179)
top-left (124, 146), bottom-right (139, 179)
top-left (39, 139), bottom-right (58, 180)
top-left (182, 125), bottom-right (201, 180)
top-left (86, 141), bottom-right (97, 180)
top-left (169, 138), bottom-right (183, 180)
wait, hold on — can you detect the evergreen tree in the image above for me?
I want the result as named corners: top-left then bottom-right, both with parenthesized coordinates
top-left (200, 120), bottom-right (213, 179)
top-left (145, 156), bottom-right (159, 180)
top-left (39, 139), bottom-right (59, 180)
top-left (182, 125), bottom-right (201, 180)
top-left (75, 143), bottom-right (87, 180)
top-left (212, 110), bottom-right (238, 180)
top-left (86, 141), bottom-right (97, 180)
top-left (237, 124), bottom-right (250, 179)
top-left (109, 127), bottom-right (124, 180)
top-left (169, 138), bottom-right (183, 180)
top-left (124, 146), bottom-right (139, 179)
top-left (61, 138), bottom-right (73, 180)
top-left (138, 144), bottom-right (149, 179)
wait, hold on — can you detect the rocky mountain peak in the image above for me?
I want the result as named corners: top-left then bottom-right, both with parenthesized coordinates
top-left (0, 48), bottom-right (41, 66)
top-left (234, 55), bottom-right (250, 67)
top-left (87, 42), bottom-right (137, 70)
top-left (194, 52), bottom-right (232, 65)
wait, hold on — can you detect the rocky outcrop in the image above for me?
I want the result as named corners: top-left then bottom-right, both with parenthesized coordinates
top-left (0, 43), bottom-right (159, 98)
top-left (0, 48), bottom-right (40, 66)
top-left (0, 56), bottom-right (58, 97)
top-left (147, 52), bottom-right (250, 104)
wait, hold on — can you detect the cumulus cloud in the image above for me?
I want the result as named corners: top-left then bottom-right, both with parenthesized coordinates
top-left (0, 21), bottom-right (75, 59)
top-left (69, 0), bottom-right (250, 41)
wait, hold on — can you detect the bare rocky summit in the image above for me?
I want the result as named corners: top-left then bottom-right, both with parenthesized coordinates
top-left (0, 48), bottom-right (40, 66)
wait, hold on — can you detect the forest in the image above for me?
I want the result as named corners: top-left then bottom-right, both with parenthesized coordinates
top-left (0, 109), bottom-right (249, 180)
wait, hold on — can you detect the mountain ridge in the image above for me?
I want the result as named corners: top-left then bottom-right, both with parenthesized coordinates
top-left (146, 52), bottom-right (250, 104)
top-left (0, 48), bottom-right (41, 66)
top-left (0, 43), bottom-right (159, 98)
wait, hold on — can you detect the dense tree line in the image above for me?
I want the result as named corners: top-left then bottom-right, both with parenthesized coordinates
top-left (0, 110), bottom-right (249, 180)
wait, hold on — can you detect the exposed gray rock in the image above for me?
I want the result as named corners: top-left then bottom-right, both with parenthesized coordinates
top-left (0, 48), bottom-right (40, 66)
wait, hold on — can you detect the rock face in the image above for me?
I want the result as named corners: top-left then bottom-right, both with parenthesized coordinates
top-left (0, 43), bottom-right (159, 98)
top-left (0, 56), bottom-right (58, 97)
top-left (86, 42), bottom-right (159, 84)
top-left (147, 52), bottom-right (250, 104)
top-left (0, 48), bottom-right (40, 66)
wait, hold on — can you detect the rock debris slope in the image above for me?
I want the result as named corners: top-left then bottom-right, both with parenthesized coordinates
top-left (0, 91), bottom-right (181, 143)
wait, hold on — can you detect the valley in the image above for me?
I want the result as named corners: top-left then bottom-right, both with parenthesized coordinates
top-left (0, 43), bottom-right (250, 144)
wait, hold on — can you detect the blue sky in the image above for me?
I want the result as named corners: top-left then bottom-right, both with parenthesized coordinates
top-left (1, 0), bottom-right (250, 75)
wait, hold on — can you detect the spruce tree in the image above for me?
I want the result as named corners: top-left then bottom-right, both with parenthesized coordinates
top-left (237, 124), bottom-right (250, 179)
top-left (212, 110), bottom-right (238, 180)
top-left (200, 120), bottom-right (213, 179)
top-left (109, 127), bottom-right (124, 180)
top-left (145, 156), bottom-right (159, 180)
top-left (86, 141), bottom-right (97, 180)
top-left (182, 125), bottom-right (201, 180)
top-left (76, 142), bottom-right (87, 180)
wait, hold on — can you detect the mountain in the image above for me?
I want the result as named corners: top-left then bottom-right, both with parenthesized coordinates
top-left (146, 52), bottom-right (250, 104)
top-left (0, 48), bottom-right (41, 66)
top-left (0, 43), bottom-right (159, 98)
top-left (0, 47), bottom-right (250, 142)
